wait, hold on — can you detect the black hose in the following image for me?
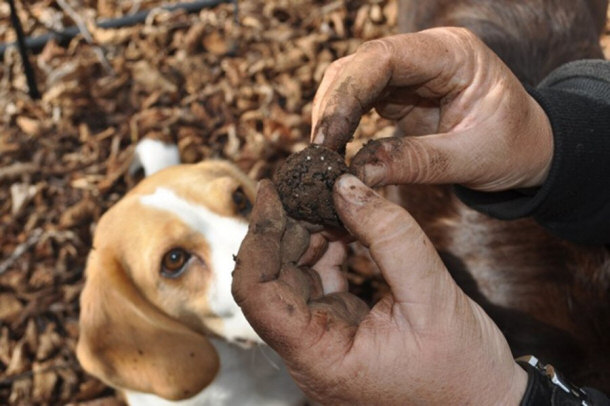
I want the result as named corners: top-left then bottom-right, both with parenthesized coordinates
top-left (7, 0), bottom-right (40, 99)
top-left (0, 0), bottom-right (235, 60)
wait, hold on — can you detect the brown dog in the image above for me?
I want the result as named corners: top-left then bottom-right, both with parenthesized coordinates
top-left (389, 0), bottom-right (610, 391)
top-left (398, 0), bottom-right (608, 84)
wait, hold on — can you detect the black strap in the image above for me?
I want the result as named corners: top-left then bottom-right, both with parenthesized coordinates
top-left (519, 361), bottom-right (580, 405)
top-left (517, 358), bottom-right (610, 406)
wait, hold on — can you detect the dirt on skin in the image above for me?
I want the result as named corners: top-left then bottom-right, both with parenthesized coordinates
top-left (274, 144), bottom-right (349, 227)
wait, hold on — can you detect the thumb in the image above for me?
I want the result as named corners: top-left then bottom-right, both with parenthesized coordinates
top-left (333, 174), bottom-right (459, 327)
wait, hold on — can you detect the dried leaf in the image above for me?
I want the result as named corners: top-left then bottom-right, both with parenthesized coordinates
top-left (72, 379), bottom-right (116, 403)
top-left (23, 319), bottom-right (39, 354)
top-left (6, 340), bottom-right (30, 375)
top-left (203, 30), bottom-right (229, 55)
top-left (10, 183), bottom-right (39, 216)
top-left (16, 116), bottom-right (42, 137)
top-left (0, 293), bottom-right (23, 323)
top-left (9, 377), bottom-right (32, 404)
top-left (36, 324), bottom-right (62, 361)
top-left (0, 327), bottom-right (12, 365)
top-left (59, 197), bottom-right (97, 228)
top-left (132, 60), bottom-right (178, 94)
top-left (32, 368), bottom-right (58, 402)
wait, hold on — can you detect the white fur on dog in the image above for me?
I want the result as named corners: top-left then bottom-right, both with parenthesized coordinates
top-left (137, 187), bottom-right (305, 405)
top-left (130, 139), bottom-right (181, 177)
top-left (124, 338), bottom-right (304, 406)
top-left (141, 187), bottom-right (260, 344)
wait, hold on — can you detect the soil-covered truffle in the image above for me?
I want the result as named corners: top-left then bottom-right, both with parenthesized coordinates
top-left (274, 144), bottom-right (349, 227)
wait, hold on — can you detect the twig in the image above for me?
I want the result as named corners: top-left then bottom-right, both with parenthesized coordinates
top-left (21, 0), bottom-right (65, 37)
top-left (0, 360), bottom-right (80, 386)
top-left (55, 0), bottom-right (94, 44)
top-left (0, 162), bottom-right (38, 181)
top-left (0, 228), bottom-right (43, 275)
top-left (55, 0), bottom-right (114, 74)
top-left (127, 0), bottom-right (143, 15)
top-left (0, 0), bottom-right (233, 58)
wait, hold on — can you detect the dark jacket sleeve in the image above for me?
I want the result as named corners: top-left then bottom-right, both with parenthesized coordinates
top-left (455, 60), bottom-right (610, 245)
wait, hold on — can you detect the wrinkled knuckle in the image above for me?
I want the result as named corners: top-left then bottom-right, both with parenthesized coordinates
top-left (252, 218), bottom-right (282, 236)
top-left (439, 27), bottom-right (482, 60)
top-left (366, 204), bottom-right (408, 238)
top-left (357, 38), bottom-right (394, 67)
top-left (321, 56), bottom-right (351, 85)
top-left (444, 26), bottom-right (477, 43)
top-left (231, 282), bottom-right (247, 306)
top-left (325, 59), bottom-right (344, 77)
top-left (454, 26), bottom-right (475, 38)
top-left (404, 139), bottom-right (449, 183)
top-left (370, 213), bottom-right (417, 252)
top-left (357, 138), bottom-right (392, 162)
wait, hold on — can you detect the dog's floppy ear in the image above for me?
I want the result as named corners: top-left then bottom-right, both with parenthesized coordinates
top-left (76, 250), bottom-right (219, 400)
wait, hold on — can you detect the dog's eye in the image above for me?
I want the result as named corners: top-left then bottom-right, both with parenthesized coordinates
top-left (232, 186), bottom-right (252, 217)
top-left (161, 248), bottom-right (191, 278)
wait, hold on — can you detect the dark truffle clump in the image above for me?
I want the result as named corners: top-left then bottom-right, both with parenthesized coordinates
top-left (274, 144), bottom-right (349, 227)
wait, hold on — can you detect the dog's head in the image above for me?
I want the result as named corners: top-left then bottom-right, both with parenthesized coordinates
top-left (76, 160), bottom-right (258, 400)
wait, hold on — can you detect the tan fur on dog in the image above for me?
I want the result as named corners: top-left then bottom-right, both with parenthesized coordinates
top-left (77, 161), bottom-right (259, 401)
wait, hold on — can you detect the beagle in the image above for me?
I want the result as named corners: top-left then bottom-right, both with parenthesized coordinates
top-left (77, 141), bottom-right (306, 405)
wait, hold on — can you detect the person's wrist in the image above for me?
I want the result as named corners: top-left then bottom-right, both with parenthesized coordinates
top-left (473, 361), bottom-right (528, 406)
top-left (507, 361), bottom-right (529, 405)
top-left (519, 95), bottom-right (554, 188)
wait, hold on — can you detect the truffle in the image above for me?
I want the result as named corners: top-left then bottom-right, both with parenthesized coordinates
top-left (274, 144), bottom-right (349, 227)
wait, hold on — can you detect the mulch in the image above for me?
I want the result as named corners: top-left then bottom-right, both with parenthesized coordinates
top-left (0, 0), bottom-right (398, 404)
top-left (1, 1), bottom-right (609, 404)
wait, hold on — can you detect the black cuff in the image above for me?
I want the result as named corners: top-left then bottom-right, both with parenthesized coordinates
top-left (456, 84), bottom-right (610, 245)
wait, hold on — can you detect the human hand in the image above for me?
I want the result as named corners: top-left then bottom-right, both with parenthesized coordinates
top-left (232, 177), bottom-right (527, 405)
top-left (311, 27), bottom-right (553, 192)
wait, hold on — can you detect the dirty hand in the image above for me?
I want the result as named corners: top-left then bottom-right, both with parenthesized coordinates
top-left (311, 27), bottom-right (553, 192)
top-left (232, 176), bottom-right (527, 405)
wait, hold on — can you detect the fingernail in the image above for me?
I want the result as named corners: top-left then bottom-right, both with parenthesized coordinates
top-left (361, 163), bottom-right (386, 187)
top-left (313, 130), bottom-right (325, 144)
top-left (256, 179), bottom-right (268, 197)
top-left (255, 179), bottom-right (272, 202)
top-left (335, 174), bottom-right (374, 206)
